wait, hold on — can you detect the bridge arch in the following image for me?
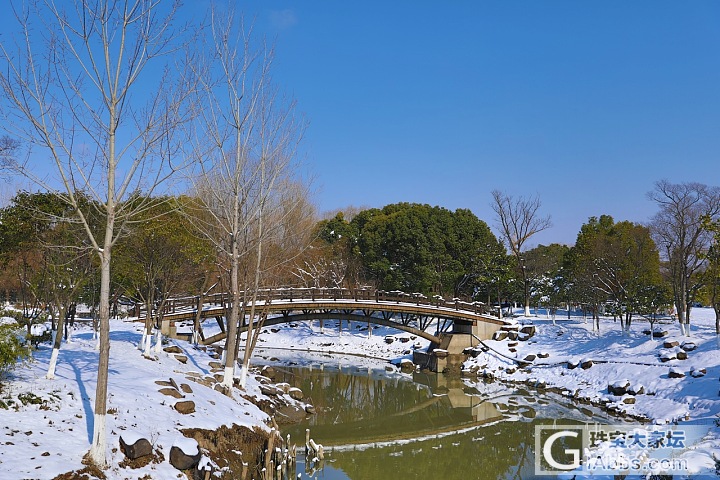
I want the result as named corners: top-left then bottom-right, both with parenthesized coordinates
top-left (242, 313), bottom-right (442, 343)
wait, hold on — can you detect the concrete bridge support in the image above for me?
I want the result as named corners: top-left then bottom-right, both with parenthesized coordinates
top-left (413, 318), bottom-right (503, 373)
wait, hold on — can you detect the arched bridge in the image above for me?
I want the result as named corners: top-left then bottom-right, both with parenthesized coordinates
top-left (134, 288), bottom-right (509, 347)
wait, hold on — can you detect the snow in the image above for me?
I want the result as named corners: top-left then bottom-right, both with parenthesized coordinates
top-left (119, 429), bottom-right (143, 445)
top-left (0, 318), bottom-right (269, 479)
top-left (1, 305), bottom-right (719, 477)
top-left (172, 437), bottom-right (199, 456)
top-left (463, 306), bottom-right (720, 476)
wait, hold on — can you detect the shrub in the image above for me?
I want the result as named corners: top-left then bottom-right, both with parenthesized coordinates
top-left (0, 323), bottom-right (30, 381)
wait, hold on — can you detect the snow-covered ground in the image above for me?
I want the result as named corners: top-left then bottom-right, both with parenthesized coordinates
top-left (462, 306), bottom-right (720, 476)
top-left (0, 319), bottom-right (272, 479)
top-left (1, 307), bottom-right (719, 478)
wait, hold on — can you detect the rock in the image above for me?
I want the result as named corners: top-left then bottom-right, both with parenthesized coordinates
top-left (501, 324), bottom-right (519, 332)
top-left (399, 359), bottom-right (415, 373)
top-left (642, 328), bottom-right (652, 335)
top-left (668, 368), bottom-right (685, 379)
top-left (155, 380), bottom-right (173, 387)
top-left (567, 360), bottom-right (579, 370)
top-left (174, 400), bottom-right (196, 414)
top-left (681, 341), bottom-right (697, 352)
top-left (159, 387), bottom-right (184, 399)
top-left (505, 367), bottom-right (516, 374)
top-left (288, 387), bottom-right (304, 400)
top-left (580, 359), bottom-right (593, 369)
top-left (384, 336), bottom-right (395, 344)
top-left (170, 441), bottom-right (201, 470)
top-left (179, 383), bottom-right (193, 394)
top-left (261, 365), bottom-right (276, 379)
top-left (622, 397), bottom-right (636, 404)
top-left (305, 404), bottom-right (316, 414)
top-left (676, 350), bottom-right (688, 360)
top-left (690, 367), bottom-right (706, 378)
top-left (275, 382), bottom-right (291, 394)
top-left (507, 341), bottom-right (518, 348)
top-left (659, 351), bottom-right (676, 362)
top-left (608, 380), bottom-right (630, 396)
top-left (523, 354), bottom-right (536, 363)
top-left (119, 435), bottom-right (152, 460)
top-left (208, 361), bottom-right (223, 370)
top-left (519, 325), bottom-right (536, 337)
top-left (492, 331), bottom-right (508, 341)
top-left (507, 331), bottom-right (518, 341)
top-left (174, 355), bottom-right (188, 364)
top-left (663, 340), bottom-right (680, 348)
top-left (652, 329), bottom-right (669, 338)
top-left (508, 347), bottom-right (517, 353)
top-left (627, 384), bottom-right (645, 395)
top-left (537, 352), bottom-right (550, 359)
top-left (260, 384), bottom-right (282, 396)
top-left (433, 349), bottom-right (448, 358)
top-left (163, 345), bottom-right (183, 354)
top-left (399, 337), bottom-right (410, 343)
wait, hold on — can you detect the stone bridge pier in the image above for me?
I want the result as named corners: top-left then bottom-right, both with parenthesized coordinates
top-left (413, 319), bottom-right (503, 373)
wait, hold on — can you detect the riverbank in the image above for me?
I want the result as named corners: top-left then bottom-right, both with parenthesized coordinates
top-left (3, 309), bottom-right (719, 478)
top-left (461, 307), bottom-right (720, 475)
top-left (0, 319), bottom-right (307, 479)
top-left (239, 308), bottom-right (720, 476)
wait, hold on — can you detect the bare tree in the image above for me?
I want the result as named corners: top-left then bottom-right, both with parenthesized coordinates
top-left (187, 5), bottom-right (304, 391)
top-left (648, 180), bottom-right (720, 336)
top-left (491, 190), bottom-right (552, 317)
top-left (0, 0), bottom-right (194, 467)
top-left (0, 136), bottom-right (20, 169)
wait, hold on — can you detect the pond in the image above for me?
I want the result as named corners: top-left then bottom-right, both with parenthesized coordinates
top-left (253, 349), bottom-right (624, 480)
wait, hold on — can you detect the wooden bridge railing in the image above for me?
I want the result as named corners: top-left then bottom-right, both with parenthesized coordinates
top-left (133, 288), bottom-right (490, 319)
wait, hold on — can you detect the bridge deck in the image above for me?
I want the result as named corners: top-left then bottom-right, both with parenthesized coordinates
top-left (134, 288), bottom-right (510, 346)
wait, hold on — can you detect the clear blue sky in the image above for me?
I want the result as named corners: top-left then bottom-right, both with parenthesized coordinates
top-left (226, 0), bottom-right (720, 246)
top-left (3, 1), bottom-right (719, 246)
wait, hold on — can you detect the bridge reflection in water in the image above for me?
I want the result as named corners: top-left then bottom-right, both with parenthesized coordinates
top-left (270, 363), bottom-right (604, 480)
top-left (276, 366), bottom-right (505, 449)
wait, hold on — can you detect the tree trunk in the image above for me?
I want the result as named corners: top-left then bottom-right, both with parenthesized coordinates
top-left (89, 250), bottom-right (111, 467)
top-left (222, 234), bottom-right (241, 391)
top-left (46, 305), bottom-right (67, 379)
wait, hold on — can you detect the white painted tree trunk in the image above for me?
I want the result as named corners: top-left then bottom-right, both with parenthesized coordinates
top-left (46, 347), bottom-right (60, 379)
top-left (143, 333), bottom-right (153, 358)
top-left (222, 365), bottom-right (234, 389)
top-left (138, 332), bottom-right (147, 351)
top-left (220, 349), bottom-right (227, 365)
top-left (153, 328), bottom-right (162, 353)
top-left (524, 305), bottom-right (531, 317)
top-left (89, 413), bottom-right (107, 467)
top-left (238, 364), bottom-right (248, 389)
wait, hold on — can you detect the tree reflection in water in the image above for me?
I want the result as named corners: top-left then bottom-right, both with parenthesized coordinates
top-left (268, 363), bottom-right (612, 480)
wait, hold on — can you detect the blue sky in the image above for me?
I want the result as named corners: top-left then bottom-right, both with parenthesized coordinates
top-left (225, 0), bottom-right (720, 246)
top-left (2, 1), bottom-right (718, 246)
